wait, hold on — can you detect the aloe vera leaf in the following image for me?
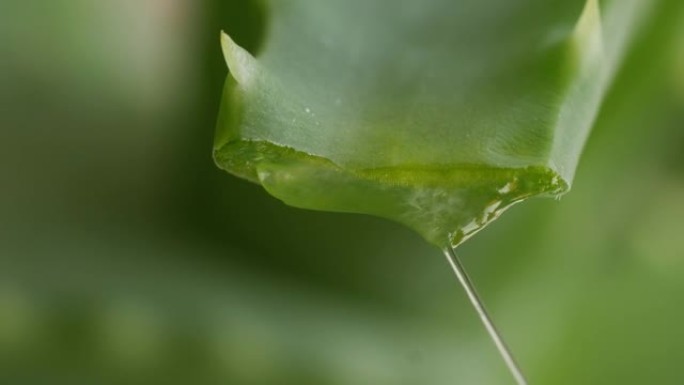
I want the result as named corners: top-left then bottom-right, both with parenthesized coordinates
top-left (215, 0), bottom-right (651, 248)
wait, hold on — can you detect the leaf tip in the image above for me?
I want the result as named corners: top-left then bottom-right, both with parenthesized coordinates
top-left (220, 31), bottom-right (257, 85)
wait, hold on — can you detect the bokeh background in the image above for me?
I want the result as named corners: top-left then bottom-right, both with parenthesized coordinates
top-left (1, 0), bottom-right (683, 384)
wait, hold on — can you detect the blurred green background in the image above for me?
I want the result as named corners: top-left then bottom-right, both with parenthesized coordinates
top-left (1, 0), bottom-right (683, 384)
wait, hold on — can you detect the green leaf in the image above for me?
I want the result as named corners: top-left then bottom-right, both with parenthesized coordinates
top-left (215, 0), bottom-right (650, 247)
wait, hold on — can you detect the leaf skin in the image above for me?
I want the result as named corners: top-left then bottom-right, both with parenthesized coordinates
top-left (215, 0), bottom-right (652, 248)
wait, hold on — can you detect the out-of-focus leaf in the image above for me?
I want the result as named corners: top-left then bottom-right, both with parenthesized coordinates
top-left (215, 0), bottom-right (651, 247)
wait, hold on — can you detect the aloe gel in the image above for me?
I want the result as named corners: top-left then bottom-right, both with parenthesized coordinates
top-left (215, 0), bottom-right (653, 383)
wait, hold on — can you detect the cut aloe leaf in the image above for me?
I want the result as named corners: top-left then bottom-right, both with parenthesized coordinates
top-left (215, 0), bottom-right (651, 248)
